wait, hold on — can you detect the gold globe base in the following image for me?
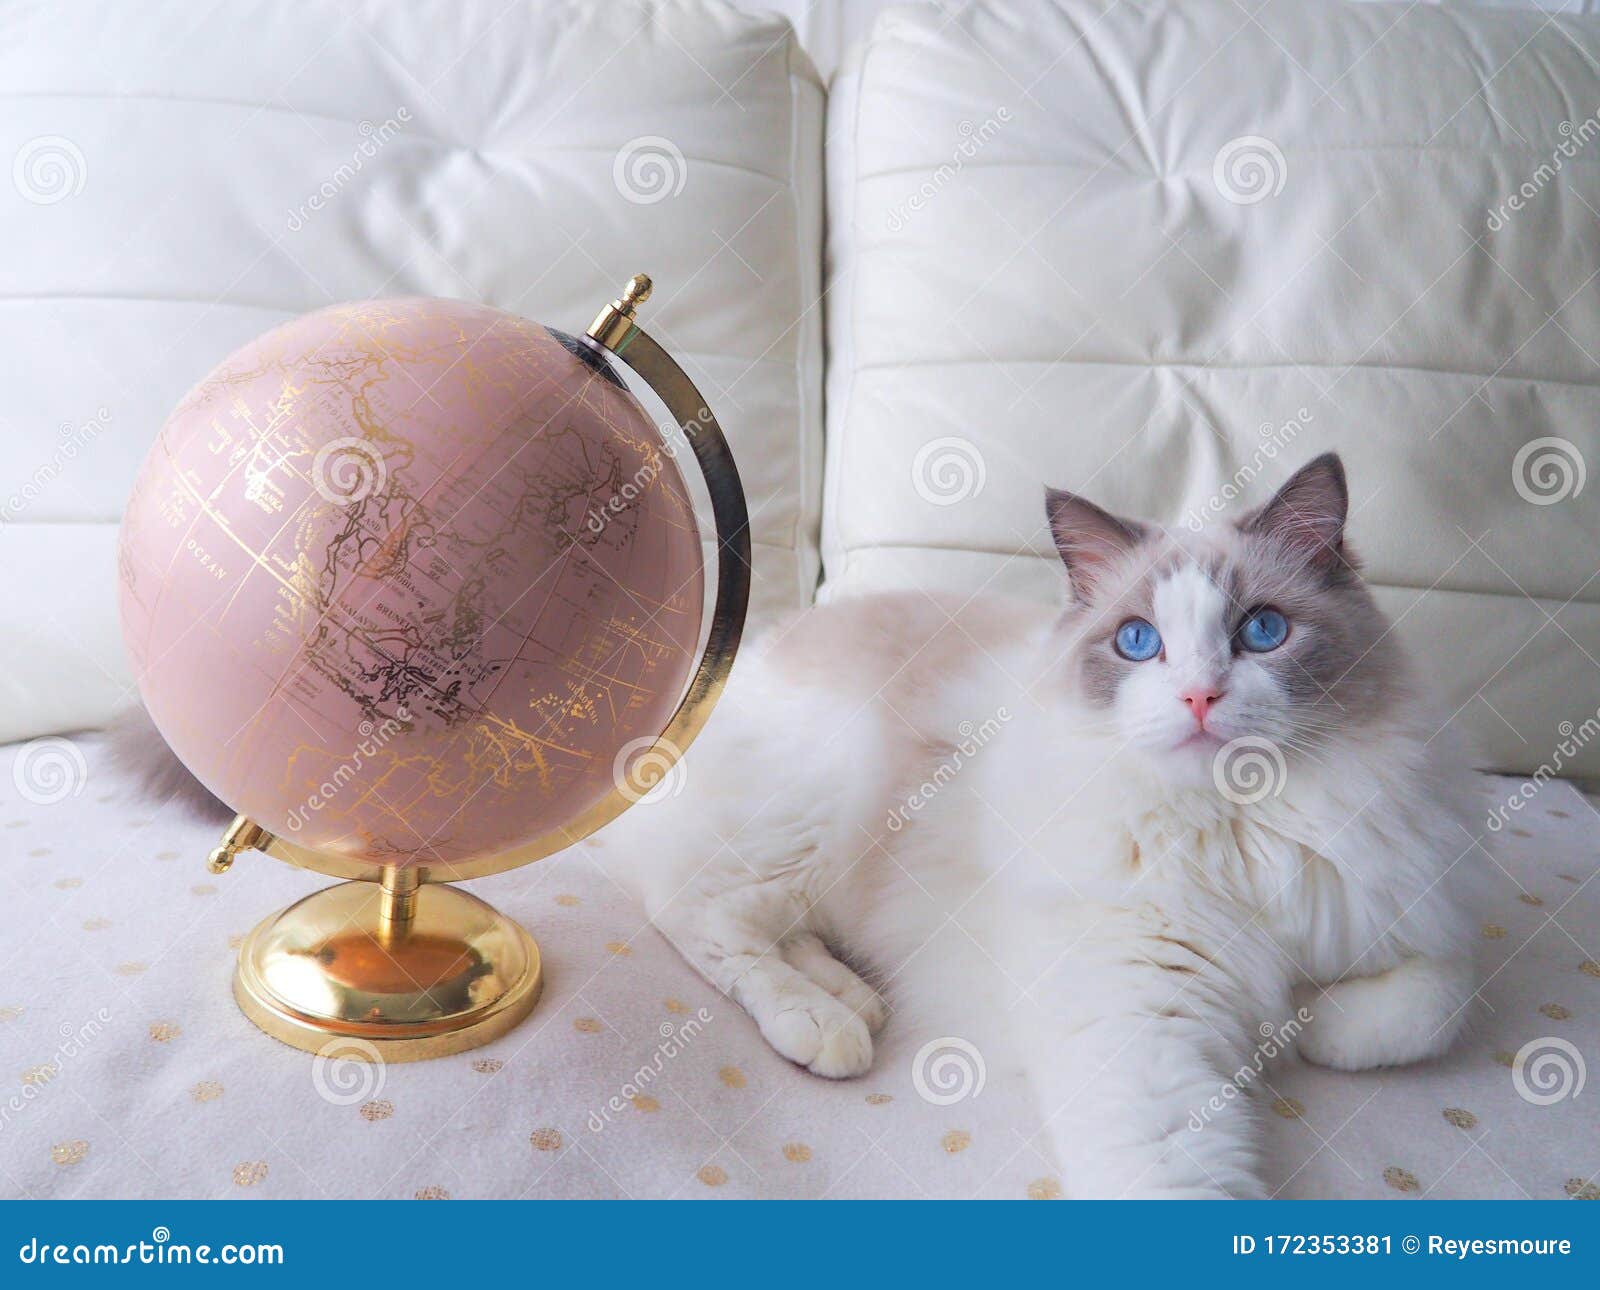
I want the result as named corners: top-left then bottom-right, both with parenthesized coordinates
top-left (232, 871), bottom-right (542, 1062)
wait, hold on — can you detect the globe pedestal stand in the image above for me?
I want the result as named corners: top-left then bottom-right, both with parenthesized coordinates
top-left (221, 854), bottom-right (544, 1062)
top-left (199, 275), bottom-right (750, 1063)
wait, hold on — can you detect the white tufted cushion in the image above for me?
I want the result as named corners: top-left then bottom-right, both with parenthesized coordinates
top-left (823, 0), bottom-right (1600, 777)
top-left (0, 0), bottom-right (823, 742)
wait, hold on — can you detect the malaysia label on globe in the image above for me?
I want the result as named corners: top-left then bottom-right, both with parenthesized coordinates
top-left (118, 297), bottom-right (705, 866)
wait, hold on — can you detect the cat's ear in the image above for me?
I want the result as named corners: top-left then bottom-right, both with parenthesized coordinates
top-left (1241, 452), bottom-right (1349, 570)
top-left (1045, 486), bottom-right (1147, 601)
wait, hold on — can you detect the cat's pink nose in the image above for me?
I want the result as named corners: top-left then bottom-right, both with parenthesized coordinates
top-left (1179, 687), bottom-right (1223, 725)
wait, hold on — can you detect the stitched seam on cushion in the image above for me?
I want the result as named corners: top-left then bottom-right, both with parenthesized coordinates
top-left (0, 93), bottom-right (798, 186)
top-left (822, 27), bottom-right (877, 599)
top-left (835, 543), bottom-right (1600, 605)
top-left (851, 145), bottom-right (1600, 184)
top-left (845, 356), bottom-right (1600, 391)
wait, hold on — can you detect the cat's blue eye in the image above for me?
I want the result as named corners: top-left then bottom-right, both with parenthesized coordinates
top-left (1114, 618), bottom-right (1162, 662)
top-left (1240, 607), bottom-right (1289, 652)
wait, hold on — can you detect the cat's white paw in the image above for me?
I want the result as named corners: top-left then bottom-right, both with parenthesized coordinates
top-left (779, 934), bottom-right (890, 1035)
top-left (761, 1000), bottom-right (875, 1079)
top-left (1294, 956), bottom-right (1474, 1071)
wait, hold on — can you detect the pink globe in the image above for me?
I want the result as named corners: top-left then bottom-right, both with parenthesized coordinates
top-left (118, 298), bottom-right (704, 866)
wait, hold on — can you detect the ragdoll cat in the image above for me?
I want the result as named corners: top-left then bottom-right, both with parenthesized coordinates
top-left (586, 452), bottom-right (1484, 1199)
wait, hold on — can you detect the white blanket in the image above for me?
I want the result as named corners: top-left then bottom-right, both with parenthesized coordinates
top-left (1, 737), bottom-right (1594, 1199)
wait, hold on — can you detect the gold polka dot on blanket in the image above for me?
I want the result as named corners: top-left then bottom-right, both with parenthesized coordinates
top-left (155, 850), bottom-right (180, 861)
top-left (605, 941), bottom-right (631, 957)
top-left (0, 1007), bottom-right (21, 1022)
top-left (29, 847), bottom-right (52, 858)
top-left (360, 1100), bottom-right (393, 1122)
top-left (191, 883), bottom-right (217, 897)
top-left (149, 1021), bottom-right (181, 1042)
top-left (1494, 1050), bottom-right (1517, 1068)
top-left (1581, 960), bottom-right (1600, 979)
top-left (190, 1081), bottom-right (223, 1103)
top-left (1540, 1003), bottom-right (1572, 1021)
top-left (471, 1058), bottom-right (503, 1074)
top-left (1443, 1107), bottom-right (1477, 1129)
top-left (1383, 1166), bottom-right (1420, 1193)
top-left (664, 998), bottom-right (689, 1014)
top-left (530, 1128), bottom-right (563, 1152)
top-left (51, 1140), bottom-right (88, 1166)
top-left (783, 1142), bottom-right (812, 1163)
top-left (865, 1092), bottom-right (893, 1106)
top-left (1482, 923), bottom-right (1507, 940)
top-left (82, 917), bottom-right (111, 932)
top-left (718, 1066), bottom-right (746, 1089)
top-left (415, 1185), bottom-right (450, 1200)
top-left (232, 1161), bottom-right (268, 1187)
top-left (941, 1129), bottom-right (972, 1154)
top-left (113, 962), bottom-right (146, 976)
top-left (227, 933), bottom-right (245, 949)
top-left (697, 1164), bottom-right (728, 1187)
top-left (630, 1094), bottom-right (660, 1113)
top-left (1565, 1178), bottom-right (1600, 1200)
top-left (554, 893), bottom-right (580, 907)
top-left (1027, 1176), bottom-right (1063, 1200)
top-left (1519, 892), bottom-right (1544, 906)
top-left (1550, 808), bottom-right (1570, 819)
top-left (573, 1017), bottom-right (602, 1034)
top-left (23, 1065), bottom-right (56, 1087)
top-left (1510, 827), bottom-right (1532, 838)
top-left (1271, 1097), bottom-right (1305, 1120)
top-left (53, 877), bottom-right (82, 890)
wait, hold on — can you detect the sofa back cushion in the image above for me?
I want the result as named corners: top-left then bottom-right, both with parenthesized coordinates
top-left (0, 0), bottom-right (823, 742)
top-left (823, 0), bottom-right (1600, 777)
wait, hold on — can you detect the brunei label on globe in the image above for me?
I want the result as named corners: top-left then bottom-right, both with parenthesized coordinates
top-left (118, 298), bottom-right (705, 866)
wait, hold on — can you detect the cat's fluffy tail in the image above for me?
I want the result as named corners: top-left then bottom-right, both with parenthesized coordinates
top-left (105, 706), bottom-right (231, 822)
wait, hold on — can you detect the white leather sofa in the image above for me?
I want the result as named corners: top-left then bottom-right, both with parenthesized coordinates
top-left (1, 0), bottom-right (1596, 1200)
